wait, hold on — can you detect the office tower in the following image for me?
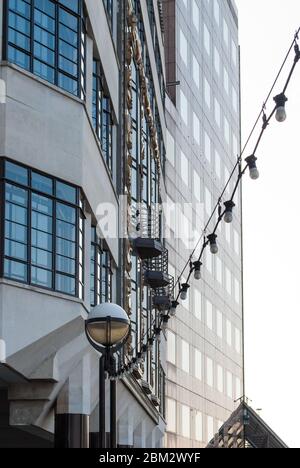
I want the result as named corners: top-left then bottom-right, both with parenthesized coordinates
top-left (163, 0), bottom-right (244, 447)
top-left (0, 0), bottom-right (168, 448)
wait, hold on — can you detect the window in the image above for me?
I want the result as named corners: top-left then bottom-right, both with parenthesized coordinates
top-left (236, 377), bottom-right (242, 399)
top-left (214, 98), bottom-right (221, 128)
top-left (193, 113), bottom-right (200, 145)
top-left (181, 150), bottom-right (189, 186)
top-left (217, 310), bottom-right (223, 338)
top-left (213, 0), bottom-right (220, 25)
top-left (192, 54), bottom-right (200, 89)
top-left (224, 67), bottom-right (229, 95)
top-left (206, 299), bottom-right (213, 330)
top-left (167, 330), bottom-right (176, 365)
top-left (194, 289), bottom-right (202, 320)
top-left (216, 256), bottom-right (222, 284)
top-left (223, 19), bottom-right (229, 48)
top-left (214, 47), bottom-right (220, 76)
top-left (90, 227), bottom-right (112, 307)
top-left (179, 29), bottom-right (188, 66)
top-left (207, 416), bottom-right (214, 442)
top-left (103, 0), bottom-right (114, 33)
top-left (166, 130), bottom-right (175, 166)
top-left (195, 349), bottom-right (202, 380)
top-left (224, 116), bottom-right (230, 145)
top-left (206, 357), bottom-right (213, 387)
top-left (226, 371), bottom-right (233, 398)
top-left (225, 222), bottom-right (231, 245)
top-left (204, 131), bottom-right (211, 163)
top-left (225, 267), bottom-right (232, 295)
top-left (217, 364), bottom-right (224, 393)
top-left (6, 0), bottom-right (86, 98)
top-left (192, 0), bottom-right (199, 32)
top-left (226, 320), bottom-right (232, 347)
top-left (181, 339), bottom-right (190, 373)
top-left (215, 150), bottom-right (221, 180)
top-left (235, 328), bottom-right (241, 354)
top-left (181, 405), bottom-right (190, 438)
top-left (235, 278), bottom-right (240, 304)
top-left (203, 23), bottom-right (210, 55)
top-left (204, 77), bottom-right (211, 109)
top-left (167, 398), bottom-right (176, 433)
top-left (232, 87), bottom-right (238, 114)
top-left (205, 187), bottom-right (212, 215)
top-left (231, 39), bottom-right (238, 67)
top-left (234, 229), bottom-right (240, 255)
top-left (193, 170), bottom-right (201, 202)
top-left (2, 160), bottom-right (83, 297)
top-left (92, 60), bottom-right (114, 175)
top-left (195, 412), bottom-right (203, 442)
top-left (180, 90), bottom-right (188, 125)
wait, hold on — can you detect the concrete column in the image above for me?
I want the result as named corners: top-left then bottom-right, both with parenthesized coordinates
top-left (55, 355), bottom-right (92, 448)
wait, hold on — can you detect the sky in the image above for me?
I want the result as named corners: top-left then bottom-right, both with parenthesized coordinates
top-left (236, 0), bottom-right (300, 449)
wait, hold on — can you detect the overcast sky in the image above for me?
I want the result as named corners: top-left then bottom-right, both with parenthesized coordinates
top-left (235, 0), bottom-right (300, 448)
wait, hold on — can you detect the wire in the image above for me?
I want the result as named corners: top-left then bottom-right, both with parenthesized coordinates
top-left (124, 27), bottom-right (300, 370)
top-left (172, 27), bottom-right (300, 303)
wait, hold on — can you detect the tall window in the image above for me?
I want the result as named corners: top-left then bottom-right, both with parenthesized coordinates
top-left (103, 0), bottom-right (114, 32)
top-left (92, 60), bottom-right (114, 175)
top-left (90, 227), bottom-right (112, 307)
top-left (5, 0), bottom-right (86, 98)
top-left (1, 159), bottom-right (84, 297)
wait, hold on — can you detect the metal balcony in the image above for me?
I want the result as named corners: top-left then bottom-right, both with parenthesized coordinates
top-left (131, 204), bottom-right (164, 260)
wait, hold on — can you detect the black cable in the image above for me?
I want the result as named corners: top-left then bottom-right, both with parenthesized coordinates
top-left (172, 28), bottom-right (300, 303)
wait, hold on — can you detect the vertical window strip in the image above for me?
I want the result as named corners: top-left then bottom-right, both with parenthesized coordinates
top-left (92, 59), bottom-right (114, 176)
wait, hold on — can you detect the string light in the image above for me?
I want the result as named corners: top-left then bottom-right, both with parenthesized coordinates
top-left (193, 260), bottom-right (202, 280)
top-left (224, 201), bottom-right (236, 224)
top-left (125, 27), bottom-right (300, 373)
top-left (274, 93), bottom-right (288, 122)
top-left (180, 283), bottom-right (190, 300)
top-left (207, 234), bottom-right (218, 254)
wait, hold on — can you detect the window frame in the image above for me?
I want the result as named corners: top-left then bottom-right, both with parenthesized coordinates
top-left (4, 0), bottom-right (86, 99)
top-left (0, 158), bottom-right (84, 298)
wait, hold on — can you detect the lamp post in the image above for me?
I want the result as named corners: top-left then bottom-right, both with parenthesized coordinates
top-left (85, 303), bottom-right (130, 449)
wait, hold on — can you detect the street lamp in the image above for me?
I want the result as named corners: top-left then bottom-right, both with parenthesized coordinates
top-left (85, 303), bottom-right (130, 449)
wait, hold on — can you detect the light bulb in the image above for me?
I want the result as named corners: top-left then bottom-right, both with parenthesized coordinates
top-left (245, 155), bottom-right (259, 181)
top-left (193, 261), bottom-right (202, 280)
top-left (170, 301), bottom-right (179, 317)
top-left (275, 106), bottom-right (287, 122)
top-left (207, 234), bottom-right (218, 255)
top-left (249, 167), bottom-right (259, 180)
top-left (180, 284), bottom-right (190, 300)
top-left (274, 93), bottom-right (288, 123)
top-left (224, 201), bottom-right (235, 224)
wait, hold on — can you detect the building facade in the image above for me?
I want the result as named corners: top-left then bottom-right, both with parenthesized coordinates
top-left (163, 0), bottom-right (244, 448)
top-left (0, 0), bottom-right (169, 448)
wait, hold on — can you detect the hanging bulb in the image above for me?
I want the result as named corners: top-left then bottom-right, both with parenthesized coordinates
top-left (162, 315), bottom-right (169, 332)
top-left (245, 155), bottom-right (259, 180)
top-left (207, 234), bottom-right (218, 254)
top-left (142, 344), bottom-right (148, 359)
top-left (170, 300), bottom-right (179, 317)
top-left (274, 93), bottom-right (288, 122)
top-left (180, 283), bottom-right (190, 300)
top-left (193, 261), bottom-right (202, 280)
top-left (137, 352), bottom-right (143, 365)
top-left (224, 201), bottom-right (235, 224)
top-left (148, 337), bottom-right (154, 352)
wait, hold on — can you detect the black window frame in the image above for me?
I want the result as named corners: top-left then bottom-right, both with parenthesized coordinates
top-left (0, 158), bottom-right (85, 299)
top-left (3, 0), bottom-right (86, 99)
top-left (90, 226), bottom-right (113, 307)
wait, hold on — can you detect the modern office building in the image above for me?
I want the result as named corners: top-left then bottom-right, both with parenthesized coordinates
top-left (0, 0), bottom-right (169, 448)
top-left (163, 0), bottom-right (244, 448)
